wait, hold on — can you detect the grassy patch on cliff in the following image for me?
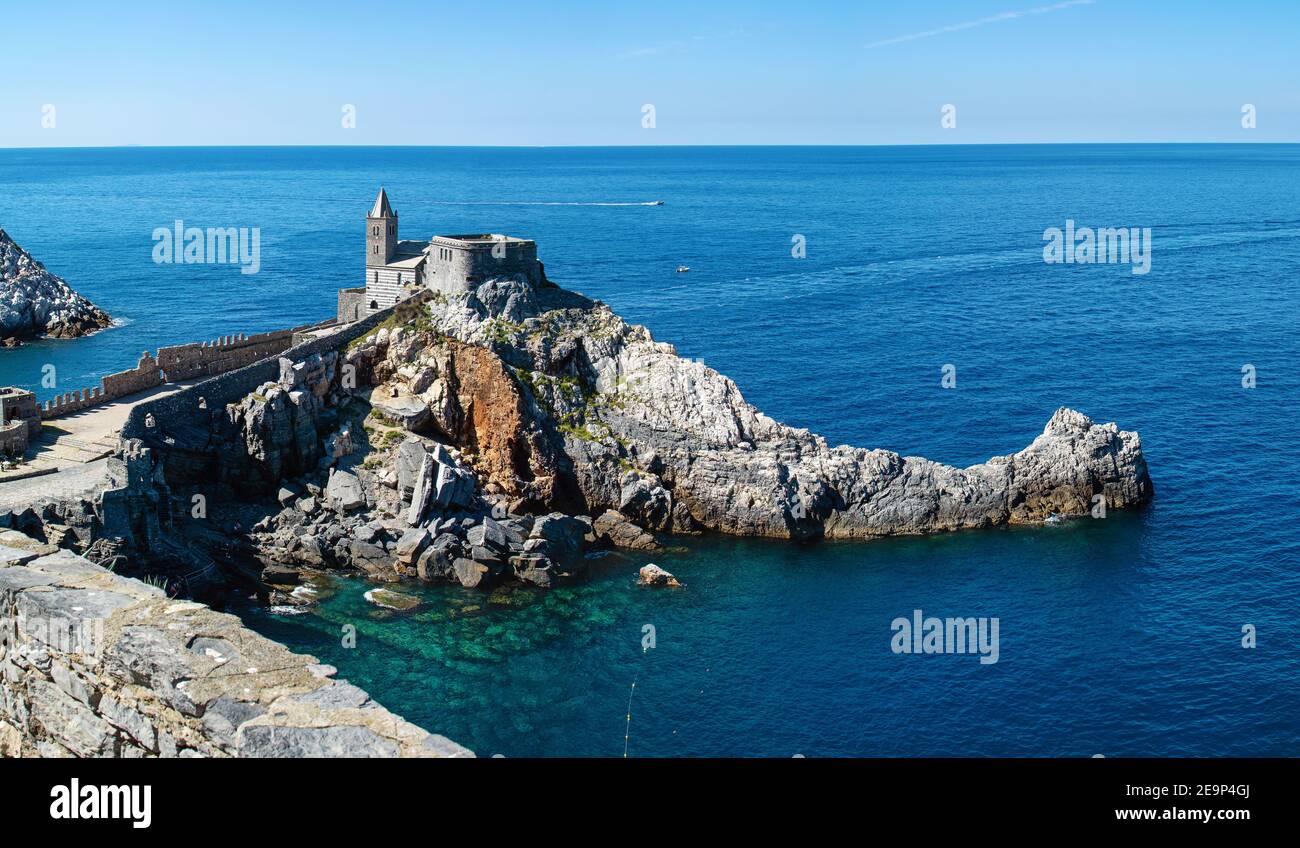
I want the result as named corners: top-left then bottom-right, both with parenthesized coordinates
top-left (362, 408), bottom-right (405, 450)
top-left (557, 418), bottom-right (601, 442)
top-left (510, 364), bottom-right (628, 450)
top-left (346, 299), bottom-right (439, 351)
top-left (485, 317), bottom-right (526, 345)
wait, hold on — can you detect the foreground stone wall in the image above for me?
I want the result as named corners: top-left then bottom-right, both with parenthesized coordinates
top-left (0, 530), bottom-right (471, 758)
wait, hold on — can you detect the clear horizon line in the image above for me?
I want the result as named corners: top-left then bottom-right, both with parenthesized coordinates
top-left (1, 140), bottom-right (1297, 152)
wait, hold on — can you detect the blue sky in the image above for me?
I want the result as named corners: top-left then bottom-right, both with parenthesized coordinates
top-left (1, 0), bottom-right (1297, 146)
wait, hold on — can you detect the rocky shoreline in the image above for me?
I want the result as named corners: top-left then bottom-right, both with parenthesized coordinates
top-left (77, 273), bottom-right (1151, 608)
top-left (1, 228), bottom-right (112, 344)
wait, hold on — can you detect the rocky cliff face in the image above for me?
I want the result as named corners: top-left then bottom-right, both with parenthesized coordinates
top-left (226, 347), bottom-right (645, 592)
top-left (104, 339), bottom-right (651, 595)
top-left (100, 275), bottom-right (1151, 600)
top-left (355, 277), bottom-right (1152, 540)
top-left (0, 228), bottom-right (112, 341)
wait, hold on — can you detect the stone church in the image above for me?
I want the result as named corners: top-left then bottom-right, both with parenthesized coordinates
top-left (337, 188), bottom-right (543, 323)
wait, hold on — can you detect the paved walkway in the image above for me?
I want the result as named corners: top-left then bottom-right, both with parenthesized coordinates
top-left (0, 458), bottom-right (109, 513)
top-left (0, 379), bottom-right (198, 491)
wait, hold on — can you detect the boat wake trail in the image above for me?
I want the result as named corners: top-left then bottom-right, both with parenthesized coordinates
top-left (416, 200), bottom-right (663, 207)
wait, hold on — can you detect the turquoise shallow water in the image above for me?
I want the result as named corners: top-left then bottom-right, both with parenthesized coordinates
top-left (3, 145), bottom-right (1298, 755)
top-left (243, 516), bottom-right (1198, 758)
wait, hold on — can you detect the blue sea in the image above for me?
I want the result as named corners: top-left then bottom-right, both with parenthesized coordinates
top-left (2, 145), bottom-right (1297, 756)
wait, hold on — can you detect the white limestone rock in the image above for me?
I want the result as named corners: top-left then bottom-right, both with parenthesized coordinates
top-left (0, 228), bottom-right (112, 340)
top-left (411, 277), bottom-right (1153, 540)
top-left (638, 563), bottom-right (681, 588)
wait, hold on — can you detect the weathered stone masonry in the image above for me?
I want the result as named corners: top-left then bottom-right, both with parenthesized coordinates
top-left (122, 293), bottom-right (431, 444)
top-left (345, 187), bottom-right (543, 322)
top-left (0, 530), bottom-right (471, 758)
top-left (1, 388), bottom-right (40, 458)
top-left (38, 325), bottom-right (321, 420)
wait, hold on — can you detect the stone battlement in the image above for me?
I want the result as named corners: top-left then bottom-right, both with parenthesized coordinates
top-left (156, 327), bottom-right (304, 381)
top-left (37, 324), bottom-right (321, 421)
top-left (122, 292), bottom-right (432, 445)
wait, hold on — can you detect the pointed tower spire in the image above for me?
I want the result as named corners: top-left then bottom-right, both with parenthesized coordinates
top-left (366, 187), bottom-right (398, 266)
top-left (370, 186), bottom-right (396, 218)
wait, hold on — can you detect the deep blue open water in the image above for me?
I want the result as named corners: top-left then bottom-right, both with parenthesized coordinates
top-left (1, 145), bottom-right (1297, 756)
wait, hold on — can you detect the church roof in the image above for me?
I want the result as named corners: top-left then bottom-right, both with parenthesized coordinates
top-left (369, 187), bottom-right (396, 218)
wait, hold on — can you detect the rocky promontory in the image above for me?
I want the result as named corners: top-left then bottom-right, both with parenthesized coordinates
top-left (93, 273), bottom-right (1152, 601)
top-left (352, 276), bottom-right (1153, 541)
top-left (1, 228), bottom-right (112, 342)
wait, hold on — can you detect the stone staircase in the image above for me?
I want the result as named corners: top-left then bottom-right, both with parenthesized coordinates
top-left (0, 431), bottom-right (117, 481)
top-left (34, 431), bottom-right (117, 463)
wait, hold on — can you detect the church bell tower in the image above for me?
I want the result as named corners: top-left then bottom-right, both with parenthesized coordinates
top-left (366, 186), bottom-right (397, 267)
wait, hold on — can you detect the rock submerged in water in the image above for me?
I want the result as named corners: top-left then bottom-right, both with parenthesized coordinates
top-left (638, 563), bottom-right (681, 588)
top-left (364, 587), bottom-right (420, 610)
top-left (0, 227), bottom-right (112, 340)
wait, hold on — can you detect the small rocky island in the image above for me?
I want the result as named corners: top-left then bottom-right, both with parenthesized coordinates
top-left (1, 227), bottom-right (112, 344)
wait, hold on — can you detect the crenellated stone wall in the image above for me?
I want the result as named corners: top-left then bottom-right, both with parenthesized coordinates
top-left (38, 325), bottom-right (317, 421)
top-left (122, 292), bottom-right (432, 445)
top-left (0, 529), bottom-right (472, 758)
top-left (156, 327), bottom-right (306, 382)
top-left (39, 352), bottom-right (164, 419)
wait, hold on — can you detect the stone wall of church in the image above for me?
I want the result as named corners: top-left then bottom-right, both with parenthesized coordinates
top-left (364, 266), bottom-right (414, 311)
top-left (337, 287), bottom-right (370, 323)
top-left (427, 241), bottom-right (540, 293)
